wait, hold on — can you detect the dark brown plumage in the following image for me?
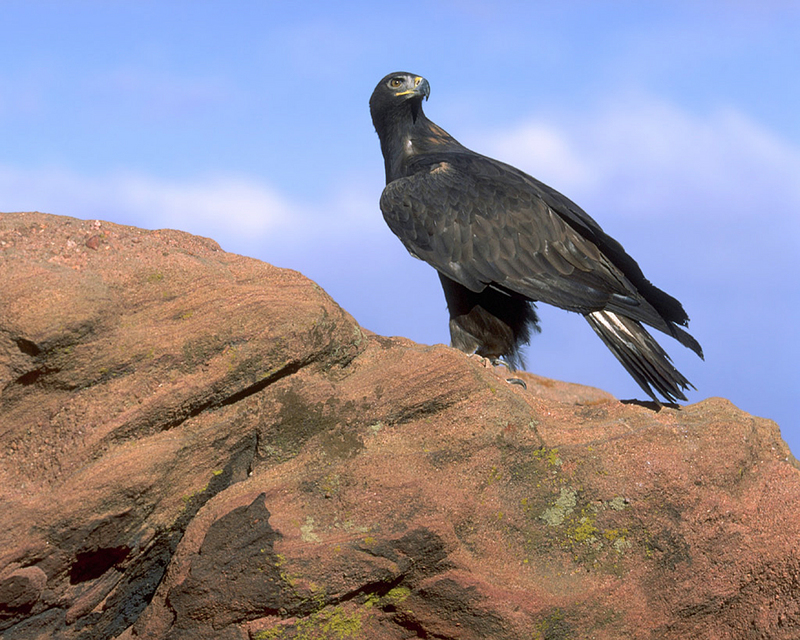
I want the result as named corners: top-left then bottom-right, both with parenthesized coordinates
top-left (369, 71), bottom-right (703, 403)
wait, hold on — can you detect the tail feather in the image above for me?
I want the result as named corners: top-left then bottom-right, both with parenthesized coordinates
top-left (585, 310), bottom-right (695, 404)
top-left (667, 322), bottom-right (704, 360)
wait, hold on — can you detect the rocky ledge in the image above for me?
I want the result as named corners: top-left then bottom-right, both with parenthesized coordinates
top-left (1, 212), bottom-right (798, 639)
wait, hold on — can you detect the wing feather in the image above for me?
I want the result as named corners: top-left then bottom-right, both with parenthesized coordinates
top-left (380, 152), bottom-right (643, 314)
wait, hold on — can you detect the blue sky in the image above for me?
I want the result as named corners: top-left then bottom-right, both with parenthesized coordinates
top-left (2, 1), bottom-right (798, 455)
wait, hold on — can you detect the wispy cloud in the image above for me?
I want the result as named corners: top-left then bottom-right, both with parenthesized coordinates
top-left (479, 96), bottom-right (800, 227)
top-left (0, 166), bottom-right (384, 259)
top-left (0, 167), bottom-right (299, 250)
top-left (115, 173), bottom-right (297, 238)
top-left (485, 121), bottom-right (597, 195)
top-left (473, 95), bottom-right (800, 297)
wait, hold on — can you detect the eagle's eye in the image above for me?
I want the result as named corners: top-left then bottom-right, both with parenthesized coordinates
top-left (389, 77), bottom-right (404, 89)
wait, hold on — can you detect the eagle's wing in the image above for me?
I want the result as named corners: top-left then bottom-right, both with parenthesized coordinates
top-left (380, 151), bottom-right (644, 315)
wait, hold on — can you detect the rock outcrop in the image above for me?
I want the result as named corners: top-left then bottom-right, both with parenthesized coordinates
top-left (1, 212), bottom-right (798, 640)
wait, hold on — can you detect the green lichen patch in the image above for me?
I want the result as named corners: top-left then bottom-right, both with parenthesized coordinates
top-left (608, 496), bottom-right (628, 511)
top-left (381, 586), bottom-right (411, 608)
top-left (570, 514), bottom-right (600, 544)
top-left (300, 517), bottom-right (321, 543)
top-left (534, 489), bottom-right (638, 573)
top-left (533, 446), bottom-right (563, 467)
top-left (253, 603), bottom-right (366, 639)
top-left (540, 487), bottom-right (577, 526)
top-left (486, 464), bottom-right (504, 486)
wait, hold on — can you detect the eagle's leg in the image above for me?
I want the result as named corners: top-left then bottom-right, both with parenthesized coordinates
top-left (438, 273), bottom-right (540, 372)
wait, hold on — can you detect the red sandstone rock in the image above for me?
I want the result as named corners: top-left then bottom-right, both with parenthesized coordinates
top-left (1, 212), bottom-right (798, 640)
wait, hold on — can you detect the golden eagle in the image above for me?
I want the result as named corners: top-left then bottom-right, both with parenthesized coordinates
top-left (370, 72), bottom-right (703, 403)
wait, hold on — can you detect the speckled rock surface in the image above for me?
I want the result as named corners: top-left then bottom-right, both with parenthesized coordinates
top-left (1, 212), bottom-right (798, 640)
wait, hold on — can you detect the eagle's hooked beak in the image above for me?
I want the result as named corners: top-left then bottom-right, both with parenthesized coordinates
top-left (396, 76), bottom-right (430, 101)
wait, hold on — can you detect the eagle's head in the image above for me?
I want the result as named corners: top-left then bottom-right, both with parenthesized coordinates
top-left (370, 72), bottom-right (430, 132)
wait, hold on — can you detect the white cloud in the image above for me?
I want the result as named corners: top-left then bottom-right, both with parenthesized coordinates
top-left (478, 96), bottom-right (800, 226)
top-left (0, 167), bottom-right (297, 244)
top-left (483, 121), bottom-right (597, 194)
top-left (0, 165), bottom-right (390, 263)
top-left (115, 173), bottom-right (297, 238)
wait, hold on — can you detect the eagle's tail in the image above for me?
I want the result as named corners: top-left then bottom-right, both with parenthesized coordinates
top-left (585, 310), bottom-right (694, 404)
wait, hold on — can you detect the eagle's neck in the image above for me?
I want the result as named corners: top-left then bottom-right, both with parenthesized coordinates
top-left (375, 103), bottom-right (460, 183)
